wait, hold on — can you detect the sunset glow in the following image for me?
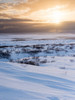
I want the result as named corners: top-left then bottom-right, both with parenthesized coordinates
top-left (26, 5), bottom-right (66, 24)
top-left (52, 10), bottom-right (63, 24)
top-left (0, 0), bottom-right (75, 33)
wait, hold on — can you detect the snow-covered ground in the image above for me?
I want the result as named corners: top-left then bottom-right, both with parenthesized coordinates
top-left (0, 33), bottom-right (75, 100)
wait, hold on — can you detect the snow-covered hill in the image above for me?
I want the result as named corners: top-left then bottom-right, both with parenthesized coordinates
top-left (0, 33), bottom-right (75, 100)
top-left (0, 59), bottom-right (75, 100)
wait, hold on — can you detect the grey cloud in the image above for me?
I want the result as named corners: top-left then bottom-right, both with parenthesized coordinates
top-left (0, 19), bottom-right (75, 33)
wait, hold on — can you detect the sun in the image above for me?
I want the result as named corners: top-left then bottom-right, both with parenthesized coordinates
top-left (52, 10), bottom-right (63, 24)
top-left (45, 6), bottom-right (65, 24)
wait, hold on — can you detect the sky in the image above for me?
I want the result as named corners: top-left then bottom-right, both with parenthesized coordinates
top-left (0, 0), bottom-right (75, 33)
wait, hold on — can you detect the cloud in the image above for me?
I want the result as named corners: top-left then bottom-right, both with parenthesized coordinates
top-left (0, 0), bottom-right (75, 21)
top-left (0, 0), bottom-right (27, 3)
top-left (0, 19), bottom-right (75, 33)
top-left (0, 0), bottom-right (75, 33)
top-left (0, 2), bottom-right (30, 19)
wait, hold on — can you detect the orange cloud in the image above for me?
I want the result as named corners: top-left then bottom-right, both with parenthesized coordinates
top-left (0, 0), bottom-right (75, 21)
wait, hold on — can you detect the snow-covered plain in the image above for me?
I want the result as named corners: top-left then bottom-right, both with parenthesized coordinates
top-left (0, 33), bottom-right (75, 100)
